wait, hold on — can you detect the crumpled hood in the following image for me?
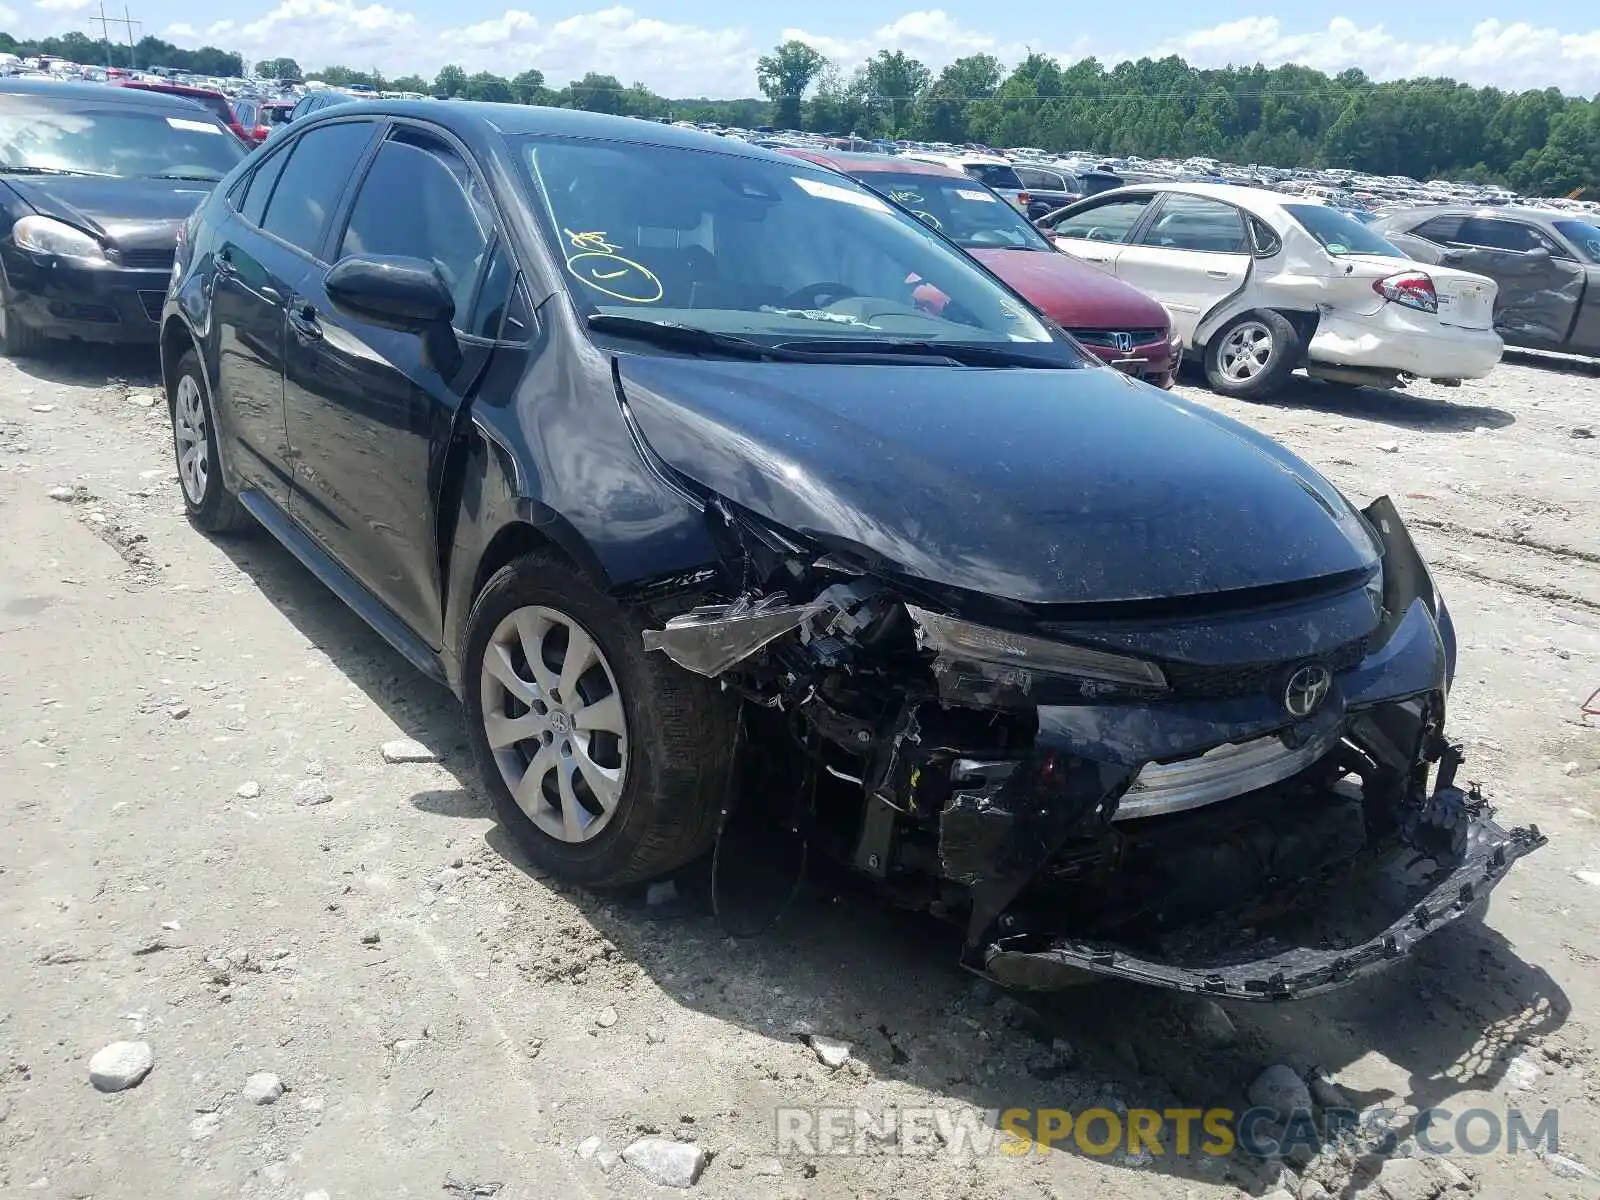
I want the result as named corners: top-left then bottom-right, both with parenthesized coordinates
top-left (969, 247), bottom-right (1171, 331)
top-left (617, 355), bottom-right (1379, 605)
top-left (3, 175), bottom-right (213, 252)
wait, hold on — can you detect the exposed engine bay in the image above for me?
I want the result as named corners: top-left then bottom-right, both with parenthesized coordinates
top-left (637, 493), bottom-right (1546, 1001)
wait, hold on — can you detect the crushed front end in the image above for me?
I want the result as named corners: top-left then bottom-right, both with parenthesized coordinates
top-left (638, 495), bottom-right (1544, 1001)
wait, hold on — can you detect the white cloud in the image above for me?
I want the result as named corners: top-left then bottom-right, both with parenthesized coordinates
top-left (165, 22), bottom-right (197, 37)
top-left (117, 7), bottom-right (1600, 98)
top-left (33, 0), bottom-right (94, 11)
top-left (1154, 17), bottom-right (1600, 94)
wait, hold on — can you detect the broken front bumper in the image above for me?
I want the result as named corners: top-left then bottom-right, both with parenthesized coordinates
top-left (983, 812), bottom-right (1545, 1000)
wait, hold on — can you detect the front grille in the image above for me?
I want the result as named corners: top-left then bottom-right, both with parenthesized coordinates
top-left (137, 291), bottom-right (165, 322)
top-left (115, 247), bottom-right (175, 270)
top-left (1067, 327), bottom-right (1166, 349)
top-left (1163, 638), bottom-right (1368, 699)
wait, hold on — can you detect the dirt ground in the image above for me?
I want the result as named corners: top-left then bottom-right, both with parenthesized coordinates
top-left (2, 345), bottom-right (1597, 1200)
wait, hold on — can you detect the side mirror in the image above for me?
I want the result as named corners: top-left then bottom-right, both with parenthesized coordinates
top-left (326, 254), bottom-right (455, 328)
top-left (326, 254), bottom-right (461, 378)
top-left (1525, 246), bottom-right (1551, 263)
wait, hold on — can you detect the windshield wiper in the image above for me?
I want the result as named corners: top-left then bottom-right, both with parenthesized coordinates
top-left (0, 164), bottom-right (116, 177)
top-left (587, 314), bottom-right (959, 365)
top-left (773, 338), bottom-right (1075, 368)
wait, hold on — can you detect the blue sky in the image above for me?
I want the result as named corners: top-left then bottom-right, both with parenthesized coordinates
top-left (7, 1), bottom-right (1600, 97)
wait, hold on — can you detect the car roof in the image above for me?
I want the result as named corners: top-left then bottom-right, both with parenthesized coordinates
top-left (1094, 180), bottom-right (1316, 218)
top-left (1387, 204), bottom-right (1572, 224)
top-left (780, 149), bottom-right (966, 179)
top-left (303, 99), bottom-right (791, 161)
top-left (119, 80), bottom-right (228, 100)
top-left (0, 77), bottom-right (209, 111)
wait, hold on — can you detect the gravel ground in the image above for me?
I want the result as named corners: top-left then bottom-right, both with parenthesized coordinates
top-left (1, 347), bottom-right (1597, 1200)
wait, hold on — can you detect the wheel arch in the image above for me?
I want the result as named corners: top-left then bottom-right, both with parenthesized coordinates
top-left (1196, 305), bottom-right (1320, 361)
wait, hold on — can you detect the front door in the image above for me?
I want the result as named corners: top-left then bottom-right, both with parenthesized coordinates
top-left (283, 125), bottom-right (497, 647)
top-left (1112, 192), bottom-right (1252, 344)
top-left (1042, 194), bottom-right (1156, 275)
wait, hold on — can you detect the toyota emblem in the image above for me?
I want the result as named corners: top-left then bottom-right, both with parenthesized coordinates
top-left (1283, 664), bottom-right (1333, 718)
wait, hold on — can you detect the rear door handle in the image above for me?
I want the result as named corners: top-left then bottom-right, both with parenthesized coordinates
top-left (1206, 269), bottom-right (1232, 279)
top-left (288, 301), bottom-right (322, 340)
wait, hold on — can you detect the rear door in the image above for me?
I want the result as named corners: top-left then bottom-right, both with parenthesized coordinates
top-left (282, 123), bottom-right (499, 646)
top-left (1439, 216), bottom-right (1585, 349)
top-left (1112, 192), bottom-right (1252, 341)
top-left (1041, 193), bottom-right (1156, 273)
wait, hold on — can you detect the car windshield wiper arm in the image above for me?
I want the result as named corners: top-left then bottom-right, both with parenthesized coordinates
top-left (773, 338), bottom-right (1074, 368)
top-left (586, 314), bottom-right (959, 365)
top-left (0, 164), bottom-right (117, 177)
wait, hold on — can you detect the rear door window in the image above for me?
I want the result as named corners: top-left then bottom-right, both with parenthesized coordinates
top-left (1049, 195), bottom-right (1154, 243)
top-left (1138, 193), bottom-right (1248, 253)
top-left (1457, 217), bottom-right (1555, 253)
top-left (1412, 215), bottom-right (1464, 243)
top-left (260, 120), bottom-right (376, 257)
top-left (1015, 166), bottom-right (1064, 191)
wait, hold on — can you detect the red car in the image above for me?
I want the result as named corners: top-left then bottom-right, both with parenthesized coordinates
top-left (782, 150), bottom-right (1181, 387)
top-left (230, 97), bottom-right (295, 145)
top-left (116, 81), bottom-right (250, 145)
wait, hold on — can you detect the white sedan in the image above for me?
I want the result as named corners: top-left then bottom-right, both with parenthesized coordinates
top-left (1037, 182), bottom-right (1503, 397)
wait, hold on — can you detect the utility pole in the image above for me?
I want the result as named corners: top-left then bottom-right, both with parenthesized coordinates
top-left (90, 3), bottom-right (140, 70)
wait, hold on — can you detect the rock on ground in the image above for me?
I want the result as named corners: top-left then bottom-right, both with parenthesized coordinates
top-left (381, 737), bottom-right (438, 763)
top-left (1364, 1153), bottom-right (1474, 1200)
top-left (88, 1041), bottom-right (154, 1092)
top-left (242, 1072), bottom-right (284, 1104)
top-left (1248, 1064), bottom-right (1314, 1117)
top-left (621, 1137), bottom-right (709, 1187)
top-left (809, 1034), bottom-right (851, 1068)
top-left (292, 779), bottom-right (333, 806)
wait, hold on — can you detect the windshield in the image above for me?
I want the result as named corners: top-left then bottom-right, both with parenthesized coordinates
top-left (857, 171), bottom-right (1052, 250)
top-left (1284, 203), bottom-right (1405, 258)
top-left (0, 99), bottom-right (246, 180)
top-left (1554, 219), bottom-right (1600, 264)
top-left (519, 137), bottom-right (1061, 348)
top-left (965, 162), bottom-right (1024, 191)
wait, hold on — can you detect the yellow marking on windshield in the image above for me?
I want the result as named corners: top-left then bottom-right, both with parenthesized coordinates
top-left (560, 228), bottom-right (663, 303)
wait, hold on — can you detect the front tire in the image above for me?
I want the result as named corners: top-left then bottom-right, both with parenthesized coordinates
top-left (463, 552), bottom-right (736, 887)
top-left (0, 278), bottom-right (47, 358)
top-left (170, 349), bottom-right (253, 534)
top-left (1204, 311), bottom-right (1300, 399)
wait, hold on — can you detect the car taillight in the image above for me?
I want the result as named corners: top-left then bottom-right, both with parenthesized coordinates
top-left (1373, 271), bottom-right (1438, 314)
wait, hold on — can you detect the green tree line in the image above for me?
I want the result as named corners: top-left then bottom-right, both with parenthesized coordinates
top-left (6, 28), bottom-right (1596, 195)
top-left (0, 29), bottom-right (241, 76)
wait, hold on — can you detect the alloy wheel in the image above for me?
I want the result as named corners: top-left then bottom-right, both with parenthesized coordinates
top-left (173, 374), bottom-right (210, 505)
top-left (479, 604), bottom-right (629, 843)
top-left (1218, 321), bottom-right (1274, 381)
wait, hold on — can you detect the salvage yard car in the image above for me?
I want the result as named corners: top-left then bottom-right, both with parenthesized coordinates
top-left (783, 149), bottom-right (1181, 387)
top-left (0, 78), bottom-right (247, 355)
top-left (1039, 182), bottom-right (1504, 398)
top-left (162, 103), bottom-right (1543, 1001)
top-left (1372, 205), bottom-right (1600, 359)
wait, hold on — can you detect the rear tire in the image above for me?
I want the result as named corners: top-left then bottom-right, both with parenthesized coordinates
top-left (463, 552), bottom-right (736, 887)
top-left (169, 349), bottom-right (253, 534)
top-left (1204, 311), bottom-right (1300, 399)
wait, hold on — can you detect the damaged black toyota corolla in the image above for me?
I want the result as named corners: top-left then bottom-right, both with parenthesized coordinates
top-left (164, 105), bottom-right (1543, 1001)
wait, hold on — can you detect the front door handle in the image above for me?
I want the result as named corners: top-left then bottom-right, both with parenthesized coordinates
top-left (1206, 269), bottom-right (1232, 279)
top-left (288, 301), bottom-right (322, 340)
top-left (215, 248), bottom-right (237, 276)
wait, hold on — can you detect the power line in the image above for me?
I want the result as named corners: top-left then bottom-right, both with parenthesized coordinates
top-left (89, 3), bottom-right (140, 70)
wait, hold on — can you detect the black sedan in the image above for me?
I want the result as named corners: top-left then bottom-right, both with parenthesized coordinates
top-left (1374, 205), bottom-right (1600, 357)
top-left (161, 101), bottom-right (1542, 1001)
top-left (0, 79), bottom-right (248, 356)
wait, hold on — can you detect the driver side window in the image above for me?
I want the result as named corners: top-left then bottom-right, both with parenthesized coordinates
top-left (1049, 196), bottom-right (1152, 243)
